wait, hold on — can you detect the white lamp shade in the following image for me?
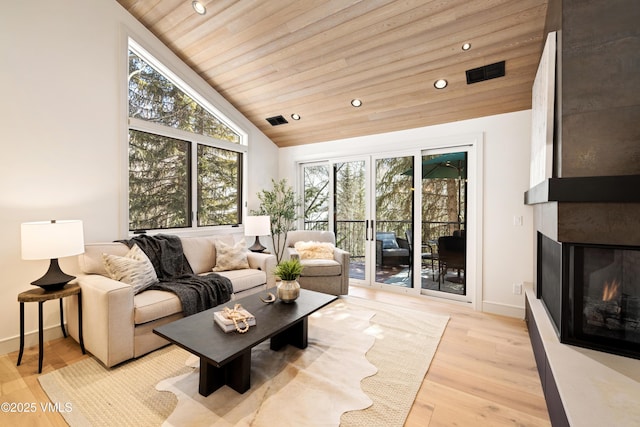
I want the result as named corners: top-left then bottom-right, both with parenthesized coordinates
top-left (21, 220), bottom-right (85, 260)
top-left (244, 215), bottom-right (271, 236)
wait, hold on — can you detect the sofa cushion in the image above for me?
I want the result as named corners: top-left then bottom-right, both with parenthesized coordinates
top-left (80, 242), bottom-right (129, 275)
top-left (215, 269), bottom-right (266, 293)
top-left (181, 235), bottom-right (217, 274)
top-left (299, 259), bottom-right (342, 276)
top-left (294, 241), bottom-right (335, 260)
top-left (383, 248), bottom-right (410, 258)
top-left (287, 230), bottom-right (336, 246)
top-left (133, 290), bottom-right (182, 325)
top-left (213, 239), bottom-right (250, 272)
top-left (103, 245), bottom-right (158, 294)
top-left (377, 232), bottom-right (399, 249)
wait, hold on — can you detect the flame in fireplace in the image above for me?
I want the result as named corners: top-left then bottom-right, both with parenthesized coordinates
top-left (602, 279), bottom-right (620, 302)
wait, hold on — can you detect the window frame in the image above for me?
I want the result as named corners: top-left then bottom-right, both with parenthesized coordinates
top-left (125, 38), bottom-right (248, 235)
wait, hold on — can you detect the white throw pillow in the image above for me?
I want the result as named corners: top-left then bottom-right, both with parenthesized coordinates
top-left (213, 239), bottom-right (250, 272)
top-left (103, 244), bottom-right (158, 294)
top-left (294, 241), bottom-right (335, 260)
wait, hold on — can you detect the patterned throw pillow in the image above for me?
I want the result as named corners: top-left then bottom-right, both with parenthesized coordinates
top-left (103, 244), bottom-right (158, 294)
top-left (213, 239), bottom-right (250, 272)
top-left (294, 241), bottom-right (335, 260)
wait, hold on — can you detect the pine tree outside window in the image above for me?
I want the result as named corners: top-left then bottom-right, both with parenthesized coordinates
top-left (127, 40), bottom-right (246, 231)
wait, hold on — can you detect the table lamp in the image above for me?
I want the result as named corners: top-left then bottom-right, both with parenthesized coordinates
top-left (21, 220), bottom-right (85, 290)
top-left (244, 215), bottom-right (271, 252)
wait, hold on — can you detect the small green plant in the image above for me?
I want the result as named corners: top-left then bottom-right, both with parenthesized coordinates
top-left (274, 258), bottom-right (304, 281)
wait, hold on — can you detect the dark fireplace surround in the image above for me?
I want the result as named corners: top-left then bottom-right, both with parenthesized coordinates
top-left (524, 1), bottom-right (640, 424)
top-left (528, 175), bottom-right (640, 360)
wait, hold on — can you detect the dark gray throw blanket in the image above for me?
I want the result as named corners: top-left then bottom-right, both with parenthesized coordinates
top-left (118, 234), bottom-right (232, 316)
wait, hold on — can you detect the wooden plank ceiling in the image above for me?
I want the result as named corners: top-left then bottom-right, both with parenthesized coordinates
top-left (117, 0), bottom-right (548, 147)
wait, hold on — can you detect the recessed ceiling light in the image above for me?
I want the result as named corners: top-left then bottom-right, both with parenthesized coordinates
top-left (192, 1), bottom-right (206, 15)
top-left (434, 79), bottom-right (448, 89)
top-left (291, 113), bottom-right (301, 120)
top-left (462, 43), bottom-right (471, 51)
top-left (351, 99), bottom-right (363, 107)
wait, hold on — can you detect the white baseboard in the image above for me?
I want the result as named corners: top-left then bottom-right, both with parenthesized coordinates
top-left (0, 324), bottom-right (66, 357)
top-left (482, 301), bottom-right (525, 319)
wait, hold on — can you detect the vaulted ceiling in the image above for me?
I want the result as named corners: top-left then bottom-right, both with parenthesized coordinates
top-left (117, 0), bottom-right (548, 147)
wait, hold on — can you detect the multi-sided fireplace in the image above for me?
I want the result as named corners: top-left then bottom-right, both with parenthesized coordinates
top-left (537, 233), bottom-right (640, 360)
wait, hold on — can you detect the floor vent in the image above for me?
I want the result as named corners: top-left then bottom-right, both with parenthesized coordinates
top-left (266, 115), bottom-right (288, 126)
top-left (466, 61), bottom-right (506, 84)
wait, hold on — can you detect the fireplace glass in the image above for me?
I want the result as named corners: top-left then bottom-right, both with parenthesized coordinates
top-left (566, 244), bottom-right (640, 359)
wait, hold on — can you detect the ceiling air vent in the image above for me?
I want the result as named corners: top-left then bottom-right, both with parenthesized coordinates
top-left (466, 61), bottom-right (506, 84)
top-left (266, 115), bottom-right (289, 126)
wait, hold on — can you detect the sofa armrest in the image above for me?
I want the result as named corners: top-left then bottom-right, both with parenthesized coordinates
top-left (246, 251), bottom-right (277, 289)
top-left (333, 247), bottom-right (350, 265)
top-left (287, 247), bottom-right (300, 260)
top-left (66, 274), bottom-right (135, 368)
top-left (333, 247), bottom-right (351, 294)
top-left (397, 237), bottom-right (409, 250)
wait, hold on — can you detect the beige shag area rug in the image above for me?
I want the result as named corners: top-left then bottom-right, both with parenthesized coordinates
top-left (39, 296), bottom-right (449, 426)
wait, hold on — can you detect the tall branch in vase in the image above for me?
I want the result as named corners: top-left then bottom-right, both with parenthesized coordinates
top-left (252, 179), bottom-right (300, 263)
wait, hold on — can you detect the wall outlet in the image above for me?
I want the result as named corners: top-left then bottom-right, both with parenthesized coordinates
top-left (513, 282), bottom-right (523, 295)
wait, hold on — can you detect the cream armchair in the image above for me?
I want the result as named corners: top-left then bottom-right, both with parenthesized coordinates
top-left (284, 230), bottom-right (350, 295)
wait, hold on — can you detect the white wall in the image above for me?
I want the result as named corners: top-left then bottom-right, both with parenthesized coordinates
top-left (0, 0), bottom-right (278, 354)
top-left (279, 110), bottom-right (534, 317)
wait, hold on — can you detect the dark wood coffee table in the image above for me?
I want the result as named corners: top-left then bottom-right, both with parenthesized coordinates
top-left (153, 288), bottom-right (337, 396)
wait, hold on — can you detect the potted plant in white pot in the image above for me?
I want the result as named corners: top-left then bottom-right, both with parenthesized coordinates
top-left (273, 258), bottom-right (303, 303)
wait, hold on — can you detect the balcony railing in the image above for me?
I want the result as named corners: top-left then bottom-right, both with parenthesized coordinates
top-left (304, 219), bottom-right (464, 259)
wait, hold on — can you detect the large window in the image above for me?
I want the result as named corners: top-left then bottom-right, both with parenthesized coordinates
top-left (127, 41), bottom-right (245, 231)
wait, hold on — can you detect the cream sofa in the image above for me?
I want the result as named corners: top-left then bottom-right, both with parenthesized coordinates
top-left (66, 234), bottom-right (276, 368)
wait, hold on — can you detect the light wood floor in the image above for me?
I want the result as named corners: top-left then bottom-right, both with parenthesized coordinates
top-left (1, 287), bottom-right (551, 426)
top-left (349, 287), bottom-right (551, 426)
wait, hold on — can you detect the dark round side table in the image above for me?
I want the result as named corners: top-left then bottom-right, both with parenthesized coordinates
top-left (17, 283), bottom-right (85, 373)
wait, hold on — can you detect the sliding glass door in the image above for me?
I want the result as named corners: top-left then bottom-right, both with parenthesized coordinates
top-left (302, 159), bottom-right (371, 283)
top-left (302, 163), bottom-right (330, 231)
top-left (300, 147), bottom-right (472, 303)
top-left (334, 160), bottom-right (368, 282)
top-left (372, 154), bottom-right (414, 288)
top-left (416, 150), bottom-right (468, 299)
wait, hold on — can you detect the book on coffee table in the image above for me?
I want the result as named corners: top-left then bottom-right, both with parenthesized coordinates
top-left (214, 307), bottom-right (256, 333)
